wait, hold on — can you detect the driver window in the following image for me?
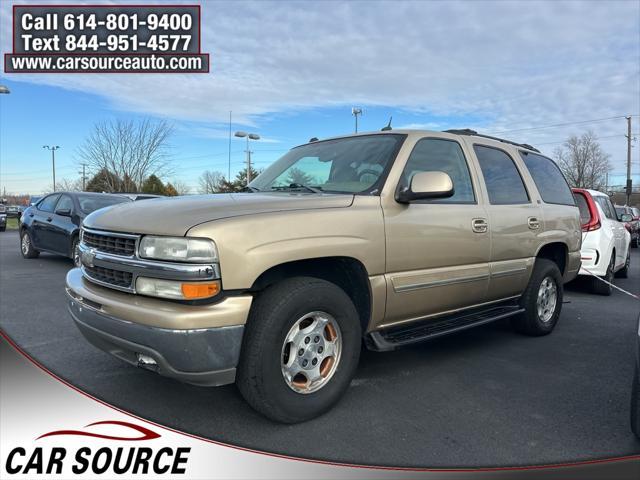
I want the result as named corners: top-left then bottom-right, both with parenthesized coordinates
top-left (55, 195), bottom-right (73, 213)
top-left (400, 138), bottom-right (475, 203)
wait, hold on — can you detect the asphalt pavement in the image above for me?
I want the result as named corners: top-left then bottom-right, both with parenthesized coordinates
top-left (1, 230), bottom-right (639, 467)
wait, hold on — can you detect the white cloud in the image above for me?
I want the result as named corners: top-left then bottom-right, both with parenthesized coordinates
top-left (1, 0), bottom-right (638, 169)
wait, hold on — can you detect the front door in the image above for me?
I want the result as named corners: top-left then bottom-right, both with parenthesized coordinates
top-left (382, 137), bottom-right (491, 329)
top-left (31, 193), bottom-right (60, 249)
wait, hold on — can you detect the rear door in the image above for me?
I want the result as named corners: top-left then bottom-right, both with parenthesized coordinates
top-left (469, 143), bottom-right (542, 301)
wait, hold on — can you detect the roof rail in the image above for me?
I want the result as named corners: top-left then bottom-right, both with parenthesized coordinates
top-left (443, 128), bottom-right (540, 153)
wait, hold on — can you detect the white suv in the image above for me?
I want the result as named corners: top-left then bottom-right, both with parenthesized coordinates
top-left (572, 188), bottom-right (631, 295)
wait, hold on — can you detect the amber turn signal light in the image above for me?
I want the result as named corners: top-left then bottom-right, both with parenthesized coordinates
top-left (181, 281), bottom-right (221, 299)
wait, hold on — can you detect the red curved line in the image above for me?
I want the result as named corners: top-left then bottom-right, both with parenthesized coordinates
top-left (37, 420), bottom-right (160, 441)
top-left (4, 330), bottom-right (640, 472)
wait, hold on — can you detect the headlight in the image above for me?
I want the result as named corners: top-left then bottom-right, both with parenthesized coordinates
top-left (136, 277), bottom-right (221, 300)
top-left (139, 236), bottom-right (218, 263)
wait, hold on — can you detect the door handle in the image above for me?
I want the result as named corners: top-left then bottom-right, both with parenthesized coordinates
top-left (528, 217), bottom-right (540, 230)
top-left (471, 218), bottom-right (488, 233)
top-left (46, 217), bottom-right (53, 222)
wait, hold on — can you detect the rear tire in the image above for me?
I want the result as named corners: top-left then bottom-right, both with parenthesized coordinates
top-left (512, 258), bottom-right (563, 336)
top-left (615, 249), bottom-right (630, 279)
top-left (20, 230), bottom-right (39, 259)
top-left (237, 277), bottom-right (361, 423)
top-left (592, 253), bottom-right (614, 295)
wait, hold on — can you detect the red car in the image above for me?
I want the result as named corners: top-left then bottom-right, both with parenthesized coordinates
top-left (615, 205), bottom-right (639, 248)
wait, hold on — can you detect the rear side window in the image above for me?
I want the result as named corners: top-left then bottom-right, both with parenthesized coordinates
top-left (519, 152), bottom-right (575, 205)
top-left (400, 138), bottom-right (475, 203)
top-left (473, 145), bottom-right (529, 205)
top-left (573, 192), bottom-right (591, 224)
top-left (594, 196), bottom-right (615, 220)
top-left (38, 194), bottom-right (60, 213)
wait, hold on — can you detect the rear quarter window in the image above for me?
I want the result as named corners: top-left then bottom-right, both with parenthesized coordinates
top-left (519, 151), bottom-right (575, 206)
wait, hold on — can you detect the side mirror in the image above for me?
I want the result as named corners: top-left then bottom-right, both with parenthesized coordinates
top-left (396, 171), bottom-right (454, 203)
top-left (55, 208), bottom-right (72, 217)
top-left (620, 213), bottom-right (632, 222)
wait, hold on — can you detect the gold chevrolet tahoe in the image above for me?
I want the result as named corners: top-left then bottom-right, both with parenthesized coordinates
top-left (66, 129), bottom-right (581, 423)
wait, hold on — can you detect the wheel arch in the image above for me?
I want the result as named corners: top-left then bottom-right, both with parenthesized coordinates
top-left (535, 242), bottom-right (569, 275)
top-left (249, 256), bottom-right (372, 334)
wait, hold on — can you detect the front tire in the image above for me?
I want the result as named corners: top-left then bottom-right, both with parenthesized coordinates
top-left (512, 258), bottom-right (563, 336)
top-left (237, 277), bottom-right (361, 423)
top-left (20, 230), bottom-right (39, 259)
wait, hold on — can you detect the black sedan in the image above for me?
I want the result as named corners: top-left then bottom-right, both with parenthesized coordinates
top-left (19, 192), bottom-right (131, 266)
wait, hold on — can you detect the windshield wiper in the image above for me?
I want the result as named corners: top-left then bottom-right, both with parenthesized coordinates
top-left (271, 183), bottom-right (324, 194)
top-left (240, 186), bottom-right (262, 192)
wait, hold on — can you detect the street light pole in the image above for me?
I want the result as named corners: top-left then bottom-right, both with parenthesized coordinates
top-left (352, 107), bottom-right (363, 133)
top-left (43, 145), bottom-right (60, 191)
top-left (234, 131), bottom-right (260, 185)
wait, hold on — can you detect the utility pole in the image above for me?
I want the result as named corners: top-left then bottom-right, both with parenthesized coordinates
top-left (79, 163), bottom-right (88, 191)
top-left (43, 145), bottom-right (60, 191)
top-left (352, 107), bottom-right (363, 133)
top-left (626, 116), bottom-right (632, 205)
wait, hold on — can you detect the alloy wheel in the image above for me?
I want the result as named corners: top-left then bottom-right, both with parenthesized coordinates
top-left (280, 311), bottom-right (342, 394)
top-left (536, 276), bottom-right (557, 323)
top-left (21, 234), bottom-right (30, 255)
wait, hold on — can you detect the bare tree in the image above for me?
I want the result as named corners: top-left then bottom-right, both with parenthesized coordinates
top-left (554, 131), bottom-right (612, 190)
top-left (43, 177), bottom-right (82, 193)
top-left (78, 118), bottom-right (173, 192)
top-left (56, 178), bottom-right (83, 192)
top-left (198, 170), bottom-right (225, 194)
top-left (171, 179), bottom-right (191, 195)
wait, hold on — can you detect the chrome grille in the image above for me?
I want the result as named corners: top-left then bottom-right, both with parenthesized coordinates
top-left (83, 231), bottom-right (136, 256)
top-left (84, 265), bottom-right (133, 289)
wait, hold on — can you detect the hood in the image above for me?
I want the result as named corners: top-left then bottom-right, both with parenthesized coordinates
top-left (83, 193), bottom-right (354, 236)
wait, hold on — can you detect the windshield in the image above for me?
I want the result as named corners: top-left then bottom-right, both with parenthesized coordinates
top-left (250, 134), bottom-right (405, 194)
top-left (78, 195), bottom-right (130, 214)
top-left (615, 206), bottom-right (626, 217)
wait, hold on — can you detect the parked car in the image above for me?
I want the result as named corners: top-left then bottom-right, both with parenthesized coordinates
top-left (6, 205), bottom-right (22, 218)
top-left (632, 313), bottom-right (640, 439)
top-left (67, 129), bottom-right (581, 423)
top-left (616, 205), bottom-right (639, 248)
top-left (0, 204), bottom-right (6, 231)
top-left (572, 189), bottom-right (631, 294)
top-left (20, 192), bottom-right (132, 266)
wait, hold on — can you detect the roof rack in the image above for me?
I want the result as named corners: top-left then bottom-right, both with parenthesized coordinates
top-left (443, 128), bottom-right (540, 153)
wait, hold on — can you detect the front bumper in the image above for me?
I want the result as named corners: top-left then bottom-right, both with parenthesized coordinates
top-left (66, 268), bottom-right (251, 386)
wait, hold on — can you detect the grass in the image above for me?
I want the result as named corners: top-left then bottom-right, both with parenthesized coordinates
top-left (6, 218), bottom-right (19, 230)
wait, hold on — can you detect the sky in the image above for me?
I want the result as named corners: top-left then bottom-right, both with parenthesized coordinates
top-left (0, 0), bottom-right (639, 195)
